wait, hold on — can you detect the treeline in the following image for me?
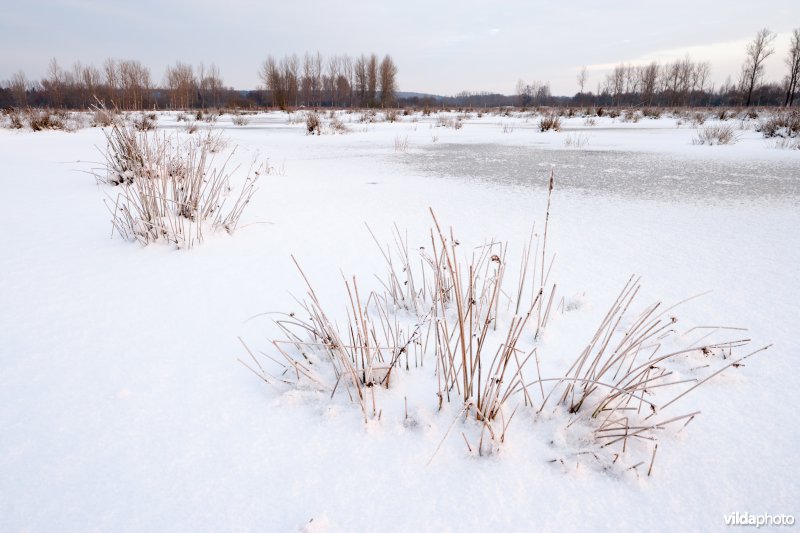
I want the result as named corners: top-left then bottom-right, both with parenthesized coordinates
top-left (0, 53), bottom-right (398, 110)
top-left (0, 58), bottom-right (265, 110)
top-left (574, 27), bottom-right (800, 108)
top-left (260, 52), bottom-right (398, 109)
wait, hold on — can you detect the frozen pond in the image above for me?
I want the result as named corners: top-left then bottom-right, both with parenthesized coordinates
top-left (402, 143), bottom-right (800, 205)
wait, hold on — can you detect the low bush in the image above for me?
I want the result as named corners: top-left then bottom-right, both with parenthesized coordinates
top-left (692, 124), bottom-right (739, 145)
top-left (758, 111), bottom-right (800, 138)
top-left (538, 112), bottom-right (561, 132)
top-left (305, 111), bottom-right (321, 135)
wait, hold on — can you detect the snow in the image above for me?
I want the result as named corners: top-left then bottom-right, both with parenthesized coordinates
top-left (1, 110), bottom-right (798, 531)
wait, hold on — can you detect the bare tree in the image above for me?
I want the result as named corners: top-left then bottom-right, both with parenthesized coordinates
top-left (311, 51), bottom-right (322, 107)
top-left (301, 53), bottom-right (313, 106)
top-left (740, 28), bottom-right (776, 106)
top-left (367, 54), bottom-right (378, 107)
top-left (284, 55), bottom-right (299, 107)
top-left (339, 55), bottom-right (353, 107)
top-left (379, 54), bottom-right (398, 107)
top-left (785, 28), bottom-right (800, 106)
top-left (165, 62), bottom-right (196, 109)
top-left (639, 62), bottom-right (659, 106)
top-left (9, 70), bottom-right (28, 106)
top-left (103, 58), bottom-right (118, 106)
top-left (119, 60), bottom-right (151, 110)
top-left (80, 63), bottom-right (102, 105)
top-left (199, 63), bottom-right (224, 108)
top-left (44, 58), bottom-right (64, 107)
top-left (354, 55), bottom-right (368, 106)
top-left (260, 56), bottom-right (282, 108)
top-left (577, 66), bottom-right (587, 94)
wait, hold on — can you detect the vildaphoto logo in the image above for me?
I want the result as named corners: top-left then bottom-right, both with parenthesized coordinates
top-left (724, 512), bottom-right (795, 527)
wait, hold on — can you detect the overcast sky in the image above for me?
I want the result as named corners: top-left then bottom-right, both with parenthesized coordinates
top-left (1, 0), bottom-right (798, 96)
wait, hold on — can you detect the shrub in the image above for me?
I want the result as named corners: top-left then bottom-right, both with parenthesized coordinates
top-left (691, 112), bottom-right (707, 126)
top-left (132, 113), bottom-right (157, 131)
top-left (91, 107), bottom-right (116, 127)
top-left (692, 124), bottom-right (739, 145)
top-left (436, 114), bottom-right (463, 129)
top-left (305, 111), bottom-right (321, 135)
top-left (758, 111), bottom-right (800, 138)
top-left (28, 109), bottom-right (67, 131)
top-left (538, 112), bottom-right (561, 132)
top-left (621, 109), bottom-right (640, 123)
top-left (7, 108), bottom-right (24, 129)
top-left (231, 114), bottom-right (249, 126)
top-left (328, 115), bottom-right (348, 134)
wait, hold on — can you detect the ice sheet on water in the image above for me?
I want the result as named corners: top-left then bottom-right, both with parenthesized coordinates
top-left (407, 144), bottom-right (800, 204)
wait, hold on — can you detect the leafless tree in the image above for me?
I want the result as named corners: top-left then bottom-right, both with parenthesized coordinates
top-left (639, 62), bottom-right (659, 106)
top-left (199, 63), bottom-right (224, 108)
top-left (9, 70), bottom-right (28, 106)
top-left (577, 66), bottom-right (587, 94)
top-left (165, 61), bottom-right (196, 109)
top-left (785, 28), bottom-right (800, 106)
top-left (311, 51), bottom-right (322, 106)
top-left (283, 55), bottom-right (299, 108)
top-left (367, 54), bottom-right (378, 106)
top-left (103, 58), bottom-right (119, 106)
top-left (119, 60), bottom-right (151, 110)
top-left (740, 28), bottom-right (776, 106)
top-left (301, 53), bottom-right (313, 106)
top-left (379, 54), bottom-right (398, 107)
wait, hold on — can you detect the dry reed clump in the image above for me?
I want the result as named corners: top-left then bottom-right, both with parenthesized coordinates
top-left (772, 136), bottom-right (800, 149)
top-left (692, 124), bottom-right (739, 145)
top-left (621, 110), bottom-right (640, 123)
top-left (97, 121), bottom-right (262, 249)
top-left (690, 112), bottom-right (707, 126)
top-left (132, 112), bottom-right (157, 131)
top-left (243, 172), bottom-right (766, 472)
top-left (436, 114), bottom-right (463, 129)
top-left (539, 277), bottom-right (768, 475)
top-left (91, 107), bottom-right (116, 127)
top-left (538, 113), bottom-right (561, 132)
top-left (564, 133), bottom-right (590, 148)
top-left (231, 114), bottom-right (250, 126)
top-left (757, 110), bottom-right (800, 138)
top-left (328, 114), bottom-right (349, 134)
top-left (6, 108), bottom-right (78, 132)
top-left (394, 135), bottom-right (409, 152)
top-left (641, 108), bottom-right (662, 119)
top-left (4, 108), bottom-right (25, 129)
top-left (305, 111), bottom-right (321, 135)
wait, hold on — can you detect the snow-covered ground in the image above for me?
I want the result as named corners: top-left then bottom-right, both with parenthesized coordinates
top-left (1, 110), bottom-right (798, 531)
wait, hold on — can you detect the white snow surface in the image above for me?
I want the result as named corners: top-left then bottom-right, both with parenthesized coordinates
top-left (1, 110), bottom-right (798, 531)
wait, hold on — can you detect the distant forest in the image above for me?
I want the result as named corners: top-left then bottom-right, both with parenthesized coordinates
top-left (2, 28), bottom-right (798, 110)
